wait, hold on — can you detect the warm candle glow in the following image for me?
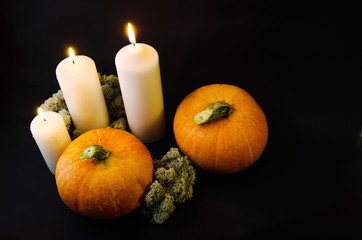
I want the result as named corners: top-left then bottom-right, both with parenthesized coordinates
top-left (38, 107), bottom-right (46, 121)
top-left (68, 47), bottom-right (76, 64)
top-left (128, 23), bottom-right (136, 46)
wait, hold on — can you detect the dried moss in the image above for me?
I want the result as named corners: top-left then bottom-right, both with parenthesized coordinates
top-left (141, 148), bottom-right (196, 224)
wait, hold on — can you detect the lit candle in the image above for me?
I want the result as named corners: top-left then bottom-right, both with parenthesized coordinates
top-left (56, 47), bottom-right (109, 132)
top-left (30, 108), bottom-right (71, 174)
top-left (115, 23), bottom-right (166, 143)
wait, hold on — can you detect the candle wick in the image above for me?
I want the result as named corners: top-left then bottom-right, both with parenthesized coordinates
top-left (72, 59), bottom-right (75, 64)
top-left (132, 42), bottom-right (136, 47)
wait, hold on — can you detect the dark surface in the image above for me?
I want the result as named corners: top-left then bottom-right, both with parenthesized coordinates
top-left (1, 0), bottom-right (361, 239)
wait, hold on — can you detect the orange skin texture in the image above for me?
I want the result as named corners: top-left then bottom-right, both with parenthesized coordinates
top-left (173, 84), bottom-right (268, 174)
top-left (55, 128), bottom-right (153, 219)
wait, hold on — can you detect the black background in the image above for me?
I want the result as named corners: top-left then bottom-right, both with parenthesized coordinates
top-left (1, 0), bottom-right (362, 239)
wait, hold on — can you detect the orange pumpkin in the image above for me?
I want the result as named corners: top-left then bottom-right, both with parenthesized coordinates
top-left (173, 84), bottom-right (268, 174)
top-left (55, 128), bottom-right (153, 219)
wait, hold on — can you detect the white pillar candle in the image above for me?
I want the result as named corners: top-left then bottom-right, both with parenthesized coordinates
top-left (56, 48), bottom-right (109, 132)
top-left (115, 23), bottom-right (166, 143)
top-left (30, 108), bottom-right (71, 175)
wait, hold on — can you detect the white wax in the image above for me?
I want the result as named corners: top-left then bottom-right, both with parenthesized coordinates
top-left (115, 43), bottom-right (166, 143)
top-left (56, 55), bottom-right (109, 132)
top-left (30, 111), bottom-right (71, 174)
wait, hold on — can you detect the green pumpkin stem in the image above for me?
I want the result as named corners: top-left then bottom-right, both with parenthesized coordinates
top-left (80, 145), bottom-right (111, 163)
top-left (193, 101), bottom-right (234, 125)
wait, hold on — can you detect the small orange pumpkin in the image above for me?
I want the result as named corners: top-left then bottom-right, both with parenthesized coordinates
top-left (173, 84), bottom-right (268, 174)
top-left (55, 128), bottom-right (153, 219)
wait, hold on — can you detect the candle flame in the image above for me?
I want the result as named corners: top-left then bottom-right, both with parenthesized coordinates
top-left (128, 23), bottom-right (136, 46)
top-left (38, 107), bottom-right (47, 121)
top-left (68, 47), bottom-right (76, 64)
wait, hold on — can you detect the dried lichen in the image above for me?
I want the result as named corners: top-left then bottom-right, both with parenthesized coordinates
top-left (109, 117), bottom-right (127, 131)
top-left (58, 109), bottom-right (72, 131)
top-left (108, 95), bottom-right (125, 118)
top-left (41, 90), bottom-right (67, 112)
top-left (141, 148), bottom-right (196, 224)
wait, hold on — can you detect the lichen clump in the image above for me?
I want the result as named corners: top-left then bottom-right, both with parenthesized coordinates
top-left (40, 74), bottom-right (127, 139)
top-left (141, 148), bottom-right (196, 224)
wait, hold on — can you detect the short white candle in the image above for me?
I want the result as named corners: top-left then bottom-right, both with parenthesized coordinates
top-left (30, 108), bottom-right (71, 174)
top-left (56, 48), bottom-right (109, 132)
top-left (115, 23), bottom-right (166, 143)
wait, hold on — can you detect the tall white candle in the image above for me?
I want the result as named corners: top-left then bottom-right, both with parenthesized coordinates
top-left (30, 108), bottom-right (71, 174)
top-left (115, 23), bottom-right (166, 143)
top-left (56, 48), bottom-right (109, 132)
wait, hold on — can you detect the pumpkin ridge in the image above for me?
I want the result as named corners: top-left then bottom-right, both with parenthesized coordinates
top-left (235, 121), bottom-right (254, 164)
top-left (108, 129), bottom-right (118, 140)
top-left (181, 125), bottom-right (199, 150)
top-left (245, 114), bottom-right (268, 143)
top-left (104, 166), bottom-right (122, 215)
top-left (76, 166), bottom-right (95, 213)
top-left (107, 155), bottom-right (125, 163)
top-left (63, 148), bottom-right (83, 152)
top-left (107, 156), bottom-right (146, 190)
top-left (103, 160), bottom-right (136, 215)
top-left (214, 123), bottom-right (222, 170)
top-left (243, 108), bottom-right (263, 115)
top-left (122, 167), bottom-right (146, 193)
top-left (234, 113), bottom-right (268, 144)
top-left (58, 167), bottom-right (75, 202)
top-left (56, 159), bottom-right (83, 183)
top-left (110, 150), bottom-right (141, 158)
top-left (225, 87), bottom-right (239, 103)
top-left (56, 148), bottom-right (83, 179)
top-left (100, 129), bottom-right (119, 148)
top-left (115, 166), bottom-right (144, 211)
top-left (96, 129), bottom-right (102, 146)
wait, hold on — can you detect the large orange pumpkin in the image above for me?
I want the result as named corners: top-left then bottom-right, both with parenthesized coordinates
top-left (55, 128), bottom-right (153, 219)
top-left (173, 84), bottom-right (268, 174)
